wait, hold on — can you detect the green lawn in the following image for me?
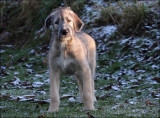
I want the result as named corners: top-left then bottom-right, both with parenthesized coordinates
top-left (1, 37), bottom-right (159, 117)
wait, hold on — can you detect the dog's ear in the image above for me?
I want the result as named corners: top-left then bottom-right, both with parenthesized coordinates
top-left (45, 15), bottom-right (52, 29)
top-left (72, 12), bottom-right (84, 32)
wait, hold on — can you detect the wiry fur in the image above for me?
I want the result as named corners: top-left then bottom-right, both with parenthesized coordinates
top-left (45, 7), bottom-right (96, 112)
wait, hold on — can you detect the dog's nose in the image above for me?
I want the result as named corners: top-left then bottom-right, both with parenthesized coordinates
top-left (61, 29), bottom-right (69, 35)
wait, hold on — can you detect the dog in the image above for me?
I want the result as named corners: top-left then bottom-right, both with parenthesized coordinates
top-left (45, 7), bottom-right (96, 112)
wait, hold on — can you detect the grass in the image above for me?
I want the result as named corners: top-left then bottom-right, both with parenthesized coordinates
top-left (1, 80), bottom-right (159, 118)
top-left (1, 37), bottom-right (159, 117)
top-left (96, 1), bottom-right (159, 36)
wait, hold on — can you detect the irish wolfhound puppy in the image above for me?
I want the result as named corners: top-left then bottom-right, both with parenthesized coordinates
top-left (45, 7), bottom-right (96, 112)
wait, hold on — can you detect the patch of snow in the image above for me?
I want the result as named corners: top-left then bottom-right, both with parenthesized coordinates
top-left (25, 64), bottom-right (32, 68)
top-left (39, 91), bottom-right (46, 95)
top-left (151, 65), bottom-right (159, 69)
top-left (90, 25), bottom-right (117, 41)
top-left (0, 50), bottom-right (5, 53)
top-left (14, 71), bottom-right (19, 75)
top-left (0, 45), bottom-right (12, 48)
top-left (136, 70), bottom-right (146, 73)
top-left (32, 82), bottom-right (44, 87)
top-left (82, 0), bottom-right (106, 24)
top-left (112, 86), bottom-right (121, 91)
top-left (132, 38), bottom-right (153, 45)
top-left (151, 81), bottom-right (158, 85)
top-left (68, 97), bottom-right (76, 102)
top-left (102, 26), bottom-right (117, 36)
top-left (126, 70), bottom-right (135, 76)
top-left (30, 49), bottom-right (35, 54)
top-left (26, 69), bottom-right (33, 73)
top-left (129, 101), bottom-right (136, 105)
top-left (116, 95), bottom-right (121, 98)
top-left (35, 74), bottom-right (43, 78)
top-left (44, 79), bottom-right (49, 84)
top-left (82, 4), bottom-right (100, 24)
top-left (62, 94), bottom-right (72, 97)
top-left (5, 45), bottom-right (13, 48)
top-left (121, 38), bottom-right (131, 44)
top-left (121, 81), bottom-right (128, 85)
top-left (12, 77), bottom-right (20, 85)
top-left (130, 79), bottom-right (138, 83)
top-left (1, 66), bottom-right (6, 70)
top-left (0, 106), bottom-right (6, 109)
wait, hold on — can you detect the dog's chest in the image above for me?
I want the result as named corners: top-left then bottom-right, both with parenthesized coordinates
top-left (57, 52), bottom-right (75, 75)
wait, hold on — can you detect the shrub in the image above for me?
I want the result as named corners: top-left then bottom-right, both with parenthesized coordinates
top-left (118, 3), bottom-right (150, 36)
top-left (0, 0), bottom-right (86, 46)
top-left (96, 5), bottom-right (121, 25)
top-left (71, 0), bottom-right (86, 15)
top-left (97, 2), bottom-right (156, 36)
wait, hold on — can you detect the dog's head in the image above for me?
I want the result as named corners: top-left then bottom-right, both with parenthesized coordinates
top-left (45, 7), bottom-right (84, 40)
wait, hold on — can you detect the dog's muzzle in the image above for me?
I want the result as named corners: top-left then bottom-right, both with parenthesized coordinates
top-left (59, 27), bottom-right (72, 40)
top-left (61, 29), bottom-right (69, 36)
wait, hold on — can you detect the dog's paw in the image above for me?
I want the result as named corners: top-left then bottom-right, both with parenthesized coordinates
top-left (84, 105), bottom-right (95, 111)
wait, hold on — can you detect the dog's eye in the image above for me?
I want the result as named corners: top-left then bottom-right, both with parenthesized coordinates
top-left (67, 19), bottom-right (71, 23)
top-left (55, 20), bottom-right (59, 24)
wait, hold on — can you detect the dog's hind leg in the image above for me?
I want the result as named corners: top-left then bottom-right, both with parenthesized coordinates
top-left (75, 75), bottom-right (83, 103)
top-left (90, 59), bottom-right (97, 102)
top-left (81, 65), bottom-right (94, 110)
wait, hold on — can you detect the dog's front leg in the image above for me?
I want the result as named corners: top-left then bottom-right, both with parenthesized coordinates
top-left (82, 67), bottom-right (94, 110)
top-left (48, 69), bottom-right (60, 113)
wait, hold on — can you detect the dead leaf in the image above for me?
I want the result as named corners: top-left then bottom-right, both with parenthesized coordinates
top-left (0, 31), bottom-right (10, 40)
top-left (1, 94), bottom-right (11, 99)
top-left (20, 81), bottom-right (32, 86)
top-left (111, 105), bottom-right (119, 110)
top-left (19, 98), bottom-right (34, 102)
top-left (136, 90), bottom-right (142, 95)
top-left (151, 92), bottom-right (159, 98)
top-left (145, 99), bottom-right (154, 105)
top-left (152, 77), bottom-right (160, 83)
top-left (97, 93), bottom-right (111, 100)
top-left (103, 84), bottom-right (113, 90)
top-left (0, 67), bottom-right (8, 76)
top-left (129, 85), bottom-right (139, 89)
top-left (11, 77), bottom-right (20, 85)
top-left (111, 104), bottom-right (124, 110)
top-left (37, 113), bottom-right (46, 118)
top-left (3, 84), bottom-right (8, 89)
top-left (33, 99), bottom-right (50, 105)
top-left (97, 107), bottom-right (104, 110)
top-left (124, 99), bottom-right (129, 103)
top-left (61, 94), bottom-right (74, 99)
top-left (87, 112), bottom-right (95, 118)
top-left (19, 57), bottom-right (28, 62)
top-left (24, 95), bottom-right (36, 99)
top-left (42, 57), bottom-right (48, 65)
top-left (5, 62), bottom-right (11, 67)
